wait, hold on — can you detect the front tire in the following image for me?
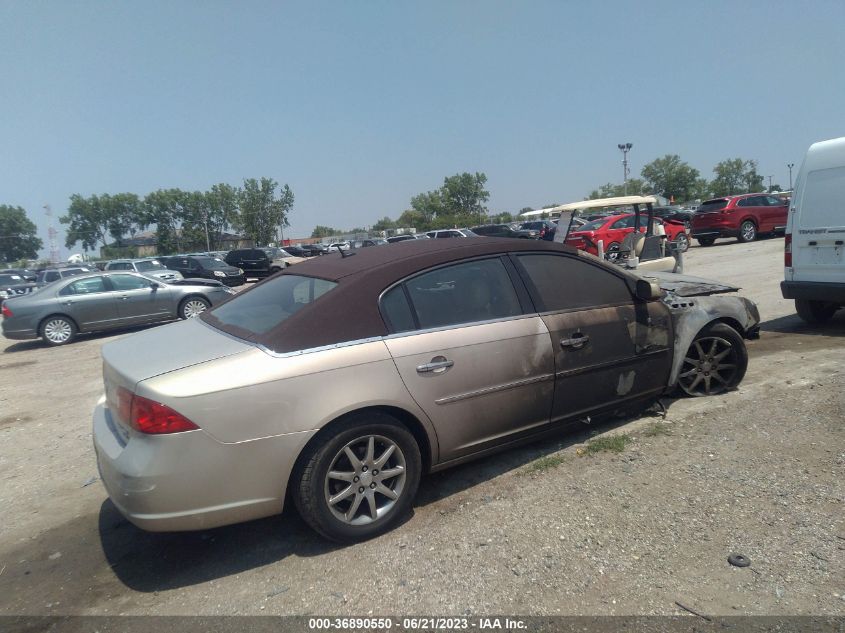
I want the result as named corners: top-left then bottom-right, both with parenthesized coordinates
top-left (674, 233), bottom-right (690, 252)
top-left (40, 315), bottom-right (77, 346)
top-left (738, 220), bottom-right (757, 243)
top-left (294, 412), bottom-right (422, 542)
top-left (605, 242), bottom-right (622, 261)
top-left (677, 323), bottom-right (748, 397)
top-left (179, 296), bottom-right (210, 319)
top-left (795, 299), bottom-right (838, 324)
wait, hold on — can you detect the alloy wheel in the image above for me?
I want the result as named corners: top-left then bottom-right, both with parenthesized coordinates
top-left (323, 434), bottom-right (407, 526)
top-left (43, 318), bottom-right (72, 344)
top-left (678, 336), bottom-right (739, 396)
top-left (182, 299), bottom-right (208, 318)
top-left (740, 221), bottom-right (757, 242)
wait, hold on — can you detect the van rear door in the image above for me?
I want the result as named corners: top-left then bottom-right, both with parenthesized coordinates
top-left (789, 165), bottom-right (845, 284)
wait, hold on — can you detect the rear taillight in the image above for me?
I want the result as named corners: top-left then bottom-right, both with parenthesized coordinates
top-left (1, 304), bottom-right (11, 318)
top-left (785, 233), bottom-right (792, 267)
top-left (115, 386), bottom-right (199, 434)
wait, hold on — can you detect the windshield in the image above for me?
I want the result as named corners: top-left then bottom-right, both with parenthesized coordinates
top-left (134, 260), bottom-right (165, 271)
top-left (0, 274), bottom-right (23, 285)
top-left (195, 257), bottom-right (229, 270)
top-left (206, 274), bottom-right (338, 336)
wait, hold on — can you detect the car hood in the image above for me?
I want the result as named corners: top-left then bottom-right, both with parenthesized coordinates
top-left (638, 271), bottom-right (740, 297)
top-left (102, 317), bottom-right (253, 386)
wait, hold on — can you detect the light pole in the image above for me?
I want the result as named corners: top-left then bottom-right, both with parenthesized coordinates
top-left (767, 175), bottom-right (773, 192)
top-left (787, 163), bottom-right (794, 190)
top-left (617, 143), bottom-right (633, 195)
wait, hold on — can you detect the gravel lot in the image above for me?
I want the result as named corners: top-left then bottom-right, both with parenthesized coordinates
top-left (0, 236), bottom-right (842, 617)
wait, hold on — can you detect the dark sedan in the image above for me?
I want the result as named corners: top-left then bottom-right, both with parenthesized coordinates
top-left (1, 271), bottom-right (236, 346)
top-left (471, 224), bottom-right (537, 239)
top-left (161, 255), bottom-right (245, 286)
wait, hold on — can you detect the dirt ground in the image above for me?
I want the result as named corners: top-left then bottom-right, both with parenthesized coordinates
top-left (0, 236), bottom-right (842, 617)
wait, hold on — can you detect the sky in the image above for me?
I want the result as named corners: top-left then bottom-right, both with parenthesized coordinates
top-left (1, 0), bottom-right (844, 259)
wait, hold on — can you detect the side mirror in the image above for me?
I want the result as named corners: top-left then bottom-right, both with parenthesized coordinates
top-left (635, 279), bottom-right (664, 301)
top-left (150, 281), bottom-right (162, 289)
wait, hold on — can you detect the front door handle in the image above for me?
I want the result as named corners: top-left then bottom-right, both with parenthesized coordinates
top-left (120, 294), bottom-right (130, 300)
top-left (560, 333), bottom-right (590, 350)
top-left (416, 357), bottom-right (454, 374)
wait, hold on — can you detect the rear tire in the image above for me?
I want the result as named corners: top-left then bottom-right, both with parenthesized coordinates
top-left (293, 412), bottom-right (422, 542)
top-left (795, 299), bottom-right (838, 325)
top-left (738, 220), bottom-right (757, 243)
top-left (269, 266), bottom-right (282, 274)
top-left (697, 237), bottom-right (716, 247)
top-left (40, 315), bottom-right (77, 346)
top-left (677, 323), bottom-right (748, 397)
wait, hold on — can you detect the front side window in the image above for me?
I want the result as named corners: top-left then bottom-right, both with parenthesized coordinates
top-left (403, 258), bottom-right (522, 329)
top-left (611, 216), bottom-right (636, 230)
top-left (109, 274), bottom-right (151, 291)
top-left (207, 274), bottom-right (338, 336)
top-left (516, 254), bottom-right (632, 312)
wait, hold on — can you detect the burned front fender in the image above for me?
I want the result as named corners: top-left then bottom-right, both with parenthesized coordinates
top-left (664, 292), bottom-right (760, 387)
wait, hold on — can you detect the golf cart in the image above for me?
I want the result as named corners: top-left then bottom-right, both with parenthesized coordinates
top-left (523, 195), bottom-right (684, 273)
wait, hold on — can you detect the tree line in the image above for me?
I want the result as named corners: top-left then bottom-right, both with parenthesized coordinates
top-left (60, 178), bottom-right (294, 255)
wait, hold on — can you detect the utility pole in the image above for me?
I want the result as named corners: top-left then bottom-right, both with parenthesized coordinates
top-left (617, 143), bottom-right (633, 195)
top-left (44, 204), bottom-right (60, 265)
top-left (767, 175), bottom-right (773, 192)
top-left (787, 163), bottom-right (794, 190)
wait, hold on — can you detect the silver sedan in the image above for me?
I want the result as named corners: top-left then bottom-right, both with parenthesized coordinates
top-left (1, 271), bottom-right (236, 346)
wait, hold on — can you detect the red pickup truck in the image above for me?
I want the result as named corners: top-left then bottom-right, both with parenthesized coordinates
top-left (691, 193), bottom-right (788, 246)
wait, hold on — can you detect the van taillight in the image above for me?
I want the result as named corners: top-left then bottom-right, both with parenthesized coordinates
top-left (116, 386), bottom-right (199, 434)
top-left (785, 234), bottom-right (792, 267)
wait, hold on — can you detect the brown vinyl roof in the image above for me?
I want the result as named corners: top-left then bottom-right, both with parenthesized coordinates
top-left (203, 238), bottom-right (580, 353)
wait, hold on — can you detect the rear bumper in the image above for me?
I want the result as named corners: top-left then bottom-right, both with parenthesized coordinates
top-left (1, 319), bottom-right (38, 340)
top-left (781, 280), bottom-right (845, 303)
top-left (93, 398), bottom-right (316, 531)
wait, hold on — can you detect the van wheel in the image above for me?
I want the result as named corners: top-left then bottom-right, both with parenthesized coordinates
top-left (697, 238), bottom-right (715, 247)
top-left (795, 299), bottom-right (838, 325)
top-left (738, 221), bottom-right (757, 243)
top-left (293, 412), bottom-right (421, 542)
top-left (677, 323), bottom-right (748, 397)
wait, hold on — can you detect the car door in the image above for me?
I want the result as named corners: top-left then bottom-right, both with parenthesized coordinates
top-left (511, 253), bottom-right (673, 423)
top-left (56, 276), bottom-right (121, 331)
top-left (765, 195), bottom-right (788, 231)
top-left (107, 273), bottom-right (170, 323)
top-left (382, 257), bottom-right (556, 463)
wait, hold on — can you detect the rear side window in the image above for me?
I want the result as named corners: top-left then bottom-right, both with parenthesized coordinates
top-left (208, 275), bottom-right (338, 335)
top-left (60, 277), bottom-right (108, 295)
top-left (516, 254), bottom-right (632, 312)
top-left (800, 166), bottom-right (845, 227)
top-left (380, 286), bottom-right (416, 332)
top-left (697, 199), bottom-right (728, 212)
top-left (403, 258), bottom-right (522, 329)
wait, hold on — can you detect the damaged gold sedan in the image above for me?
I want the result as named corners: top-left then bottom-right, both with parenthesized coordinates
top-left (93, 239), bottom-right (759, 542)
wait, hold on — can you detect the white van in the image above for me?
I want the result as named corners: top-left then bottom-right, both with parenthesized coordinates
top-left (781, 136), bottom-right (845, 323)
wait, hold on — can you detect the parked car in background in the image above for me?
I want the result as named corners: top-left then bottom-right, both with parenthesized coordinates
top-left (386, 234), bottom-right (429, 243)
top-left (327, 241), bottom-right (351, 251)
top-left (471, 224), bottom-right (537, 239)
top-left (223, 248), bottom-right (273, 279)
top-left (519, 220), bottom-right (557, 241)
top-left (781, 136), bottom-right (845, 324)
top-left (352, 239), bottom-right (388, 248)
top-left (35, 267), bottom-right (93, 286)
top-left (300, 243), bottom-right (330, 256)
top-left (283, 245), bottom-right (312, 257)
top-left (425, 229), bottom-right (479, 239)
top-left (162, 255), bottom-right (245, 286)
top-left (0, 273), bottom-right (27, 304)
top-left (105, 259), bottom-right (184, 282)
top-left (269, 249), bottom-right (307, 272)
top-left (91, 238), bottom-right (759, 543)
top-left (1, 271), bottom-right (235, 346)
top-left (1, 268), bottom-right (37, 282)
top-left (691, 193), bottom-right (788, 246)
top-left (651, 206), bottom-right (695, 227)
top-left (565, 214), bottom-right (689, 259)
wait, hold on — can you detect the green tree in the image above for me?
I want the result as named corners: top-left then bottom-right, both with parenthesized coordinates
top-left (102, 193), bottom-right (144, 245)
top-left (205, 183), bottom-right (239, 249)
top-left (143, 189), bottom-right (186, 255)
top-left (588, 179), bottom-right (648, 199)
top-left (235, 178), bottom-right (294, 246)
top-left (409, 190), bottom-right (443, 226)
top-left (311, 225), bottom-right (338, 238)
top-left (440, 172), bottom-right (489, 222)
top-left (0, 205), bottom-right (43, 262)
top-left (396, 209), bottom-right (428, 230)
top-left (710, 158), bottom-right (765, 196)
top-left (61, 194), bottom-right (110, 251)
top-left (371, 216), bottom-right (396, 232)
top-left (641, 155), bottom-right (701, 202)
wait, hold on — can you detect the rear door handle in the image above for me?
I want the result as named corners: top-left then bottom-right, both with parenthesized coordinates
top-left (416, 358), bottom-right (454, 373)
top-left (560, 333), bottom-right (590, 350)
